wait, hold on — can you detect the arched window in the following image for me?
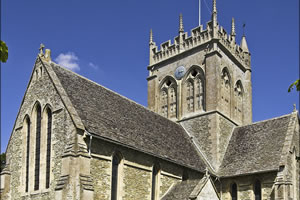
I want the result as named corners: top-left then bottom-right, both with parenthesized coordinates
top-left (221, 68), bottom-right (231, 117)
top-left (186, 81), bottom-right (194, 111)
top-left (254, 180), bottom-right (261, 200)
top-left (45, 108), bottom-right (52, 189)
top-left (111, 153), bottom-right (122, 200)
top-left (160, 78), bottom-right (177, 118)
top-left (231, 183), bottom-right (237, 200)
top-left (25, 117), bottom-right (30, 192)
top-left (151, 164), bottom-right (160, 200)
top-left (185, 67), bottom-right (205, 114)
top-left (234, 81), bottom-right (243, 123)
top-left (34, 104), bottom-right (41, 191)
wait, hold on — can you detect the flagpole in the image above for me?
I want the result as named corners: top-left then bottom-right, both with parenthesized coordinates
top-left (199, 0), bottom-right (201, 26)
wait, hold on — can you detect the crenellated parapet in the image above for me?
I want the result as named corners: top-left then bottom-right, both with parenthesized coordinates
top-left (149, 23), bottom-right (212, 66)
top-left (149, 11), bottom-right (251, 69)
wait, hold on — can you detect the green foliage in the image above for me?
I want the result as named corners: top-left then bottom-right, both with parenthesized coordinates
top-left (0, 40), bottom-right (8, 63)
top-left (288, 79), bottom-right (300, 92)
top-left (0, 153), bottom-right (6, 172)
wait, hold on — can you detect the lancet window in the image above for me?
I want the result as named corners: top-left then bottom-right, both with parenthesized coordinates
top-left (45, 108), bottom-right (52, 189)
top-left (185, 68), bottom-right (205, 113)
top-left (24, 103), bottom-right (53, 193)
top-left (231, 183), bottom-right (238, 200)
top-left (111, 153), bottom-right (122, 200)
top-left (254, 180), bottom-right (261, 200)
top-left (34, 104), bottom-right (42, 191)
top-left (160, 78), bottom-right (177, 118)
top-left (25, 117), bottom-right (30, 192)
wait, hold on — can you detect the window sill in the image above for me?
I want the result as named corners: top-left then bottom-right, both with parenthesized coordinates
top-left (22, 188), bottom-right (50, 197)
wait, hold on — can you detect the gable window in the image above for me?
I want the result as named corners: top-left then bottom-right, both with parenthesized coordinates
top-left (25, 117), bottom-right (30, 192)
top-left (151, 164), bottom-right (160, 200)
top-left (45, 108), bottom-right (52, 189)
top-left (254, 180), bottom-right (261, 200)
top-left (34, 104), bottom-right (41, 191)
top-left (111, 153), bottom-right (122, 200)
top-left (231, 183), bottom-right (237, 200)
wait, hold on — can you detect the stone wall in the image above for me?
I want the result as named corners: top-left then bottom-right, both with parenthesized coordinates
top-left (3, 59), bottom-right (77, 199)
top-left (90, 139), bottom-right (182, 200)
top-left (220, 172), bottom-right (277, 200)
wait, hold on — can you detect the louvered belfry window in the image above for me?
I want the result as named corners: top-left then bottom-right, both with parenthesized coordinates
top-left (45, 108), bottom-right (52, 189)
top-left (25, 118), bottom-right (30, 192)
top-left (34, 105), bottom-right (41, 191)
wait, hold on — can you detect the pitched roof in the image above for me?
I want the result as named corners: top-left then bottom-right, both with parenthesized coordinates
top-left (161, 179), bottom-right (200, 200)
top-left (162, 175), bottom-right (220, 200)
top-left (219, 114), bottom-right (293, 177)
top-left (48, 62), bottom-right (207, 171)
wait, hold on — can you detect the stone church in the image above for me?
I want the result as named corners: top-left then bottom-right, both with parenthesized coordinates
top-left (1, 0), bottom-right (299, 199)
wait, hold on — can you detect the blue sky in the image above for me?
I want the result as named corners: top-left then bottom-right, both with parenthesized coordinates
top-left (1, 0), bottom-right (299, 153)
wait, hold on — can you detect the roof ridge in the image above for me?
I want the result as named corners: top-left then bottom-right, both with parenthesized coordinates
top-left (237, 113), bottom-right (293, 128)
top-left (50, 61), bottom-right (183, 127)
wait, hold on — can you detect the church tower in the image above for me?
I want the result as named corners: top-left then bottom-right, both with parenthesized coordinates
top-left (147, 0), bottom-right (252, 125)
top-left (147, 0), bottom-right (252, 169)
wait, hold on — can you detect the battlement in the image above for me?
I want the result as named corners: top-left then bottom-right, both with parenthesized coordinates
top-left (149, 21), bottom-right (251, 69)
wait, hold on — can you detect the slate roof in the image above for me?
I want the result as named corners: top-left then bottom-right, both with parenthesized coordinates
top-left (219, 114), bottom-right (292, 177)
top-left (161, 179), bottom-right (200, 200)
top-left (49, 62), bottom-right (207, 171)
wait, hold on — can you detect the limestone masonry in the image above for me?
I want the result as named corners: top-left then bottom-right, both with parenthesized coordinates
top-left (1, 0), bottom-right (299, 199)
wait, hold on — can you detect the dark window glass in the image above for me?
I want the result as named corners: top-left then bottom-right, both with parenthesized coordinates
top-left (25, 118), bottom-right (30, 192)
top-left (231, 183), bottom-right (237, 200)
top-left (45, 109), bottom-right (52, 188)
top-left (111, 155), bottom-right (121, 200)
top-left (151, 165), bottom-right (159, 200)
top-left (34, 105), bottom-right (41, 191)
top-left (254, 180), bottom-right (261, 200)
top-left (182, 170), bottom-right (189, 181)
